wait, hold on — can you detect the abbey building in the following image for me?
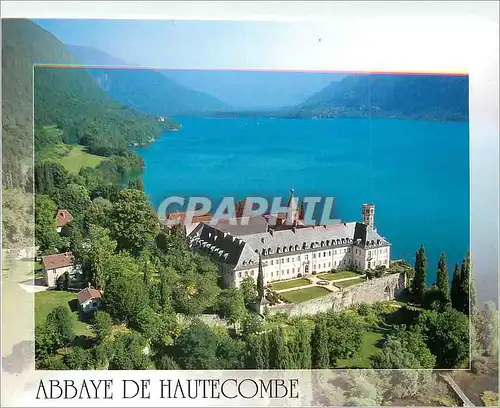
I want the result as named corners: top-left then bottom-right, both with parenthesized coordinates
top-left (187, 191), bottom-right (391, 288)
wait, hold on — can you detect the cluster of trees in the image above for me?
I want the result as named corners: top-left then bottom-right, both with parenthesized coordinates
top-left (377, 245), bottom-right (472, 369)
top-left (2, 19), bottom-right (177, 190)
top-left (411, 245), bottom-right (472, 316)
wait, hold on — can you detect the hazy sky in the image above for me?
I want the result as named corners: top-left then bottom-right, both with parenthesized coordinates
top-left (33, 16), bottom-right (479, 107)
top-left (34, 19), bottom-right (350, 108)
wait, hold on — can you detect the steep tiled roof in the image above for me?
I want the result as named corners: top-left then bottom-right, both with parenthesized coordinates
top-left (166, 212), bottom-right (212, 224)
top-left (76, 288), bottom-right (102, 304)
top-left (41, 252), bottom-right (74, 270)
top-left (189, 221), bottom-right (390, 270)
top-left (55, 209), bottom-right (73, 228)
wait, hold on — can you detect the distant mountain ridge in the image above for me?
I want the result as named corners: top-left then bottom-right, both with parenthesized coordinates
top-left (211, 74), bottom-right (469, 122)
top-left (68, 45), bottom-right (231, 116)
top-left (292, 74), bottom-right (469, 121)
top-left (68, 45), bottom-right (133, 67)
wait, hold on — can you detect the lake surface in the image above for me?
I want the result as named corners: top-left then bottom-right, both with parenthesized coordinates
top-left (135, 117), bottom-right (469, 285)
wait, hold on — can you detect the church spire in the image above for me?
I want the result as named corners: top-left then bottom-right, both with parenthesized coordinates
top-left (286, 187), bottom-right (299, 225)
top-left (287, 187), bottom-right (295, 208)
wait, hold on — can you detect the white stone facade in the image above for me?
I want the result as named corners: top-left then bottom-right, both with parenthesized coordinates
top-left (44, 265), bottom-right (76, 288)
top-left (189, 216), bottom-right (391, 288)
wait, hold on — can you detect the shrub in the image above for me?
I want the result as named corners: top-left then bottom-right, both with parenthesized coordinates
top-left (366, 270), bottom-right (375, 280)
top-left (357, 303), bottom-right (371, 316)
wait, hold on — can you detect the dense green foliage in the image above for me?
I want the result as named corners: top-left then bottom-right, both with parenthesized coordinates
top-left (451, 251), bottom-right (473, 315)
top-left (417, 307), bottom-right (469, 368)
top-left (412, 244), bottom-right (427, 303)
top-left (34, 66), bottom-right (174, 156)
top-left (436, 252), bottom-right (450, 302)
top-left (2, 19), bottom-right (176, 189)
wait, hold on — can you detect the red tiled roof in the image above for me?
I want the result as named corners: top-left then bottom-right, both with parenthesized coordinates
top-left (76, 288), bottom-right (102, 304)
top-left (55, 209), bottom-right (74, 228)
top-left (166, 212), bottom-right (212, 224)
top-left (41, 252), bottom-right (74, 270)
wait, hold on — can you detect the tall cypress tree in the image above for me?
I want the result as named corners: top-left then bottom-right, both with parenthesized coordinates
top-left (269, 327), bottom-right (291, 369)
top-left (246, 334), bottom-right (266, 369)
top-left (460, 251), bottom-right (471, 315)
top-left (288, 322), bottom-right (312, 369)
top-left (261, 331), bottom-right (270, 369)
top-left (257, 256), bottom-right (264, 300)
top-left (412, 244), bottom-right (427, 303)
top-left (297, 322), bottom-right (312, 369)
top-left (450, 263), bottom-right (461, 310)
top-left (436, 252), bottom-right (450, 302)
top-left (312, 317), bottom-right (330, 368)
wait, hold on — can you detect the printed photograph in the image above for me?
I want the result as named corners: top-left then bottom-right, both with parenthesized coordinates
top-left (1, 14), bottom-right (498, 407)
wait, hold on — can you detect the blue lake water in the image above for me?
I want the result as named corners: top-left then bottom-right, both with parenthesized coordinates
top-left (135, 117), bottom-right (469, 285)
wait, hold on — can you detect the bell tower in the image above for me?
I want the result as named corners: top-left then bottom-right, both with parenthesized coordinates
top-left (362, 203), bottom-right (375, 229)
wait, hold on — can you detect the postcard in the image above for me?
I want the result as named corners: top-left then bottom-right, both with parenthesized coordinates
top-left (1, 2), bottom-right (499, 407)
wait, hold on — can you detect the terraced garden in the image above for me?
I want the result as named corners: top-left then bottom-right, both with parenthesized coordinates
top-left (280, 286), bottom-right (331, 303)
top-left (269, 278), bottom-right (311, 291)
top-left (317, 271), bottom-right (360, 280)
top-left (333, 277), bottom-right (366, 289)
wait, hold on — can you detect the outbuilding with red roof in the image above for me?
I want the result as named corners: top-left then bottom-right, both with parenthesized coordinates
top-left (76, 287), bottom-right (102, 313)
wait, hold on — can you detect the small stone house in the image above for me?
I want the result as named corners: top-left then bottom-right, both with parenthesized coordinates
top-left (76, 287), bottom-right (103, 313)
top-left (55, 209), bottom-right (73, 233)
top-left (41, 252), bottom-right (79, 288)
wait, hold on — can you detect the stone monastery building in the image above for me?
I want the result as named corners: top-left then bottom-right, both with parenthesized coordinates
top-left (188, 190), bottom-right (391, 288)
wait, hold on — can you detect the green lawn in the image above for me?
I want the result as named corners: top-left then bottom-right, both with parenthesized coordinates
top-left (334, 277), bottom-right (366, 288)
top-left (336, 329), bottom-right (385, 368)
top-left (35, 290), bottom-right (92, 336)
top-left (55, 145), bottom-right (105, 173)
top-left (270, 278), bottom-right (311, 291)
top-left (317, 271), bottom-right (360, 281)
top-left (280, 286), bottom-right (331, 303)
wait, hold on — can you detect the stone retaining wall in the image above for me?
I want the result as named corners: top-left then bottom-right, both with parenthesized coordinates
top-left (268, 272), bottom-right (406, 317)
